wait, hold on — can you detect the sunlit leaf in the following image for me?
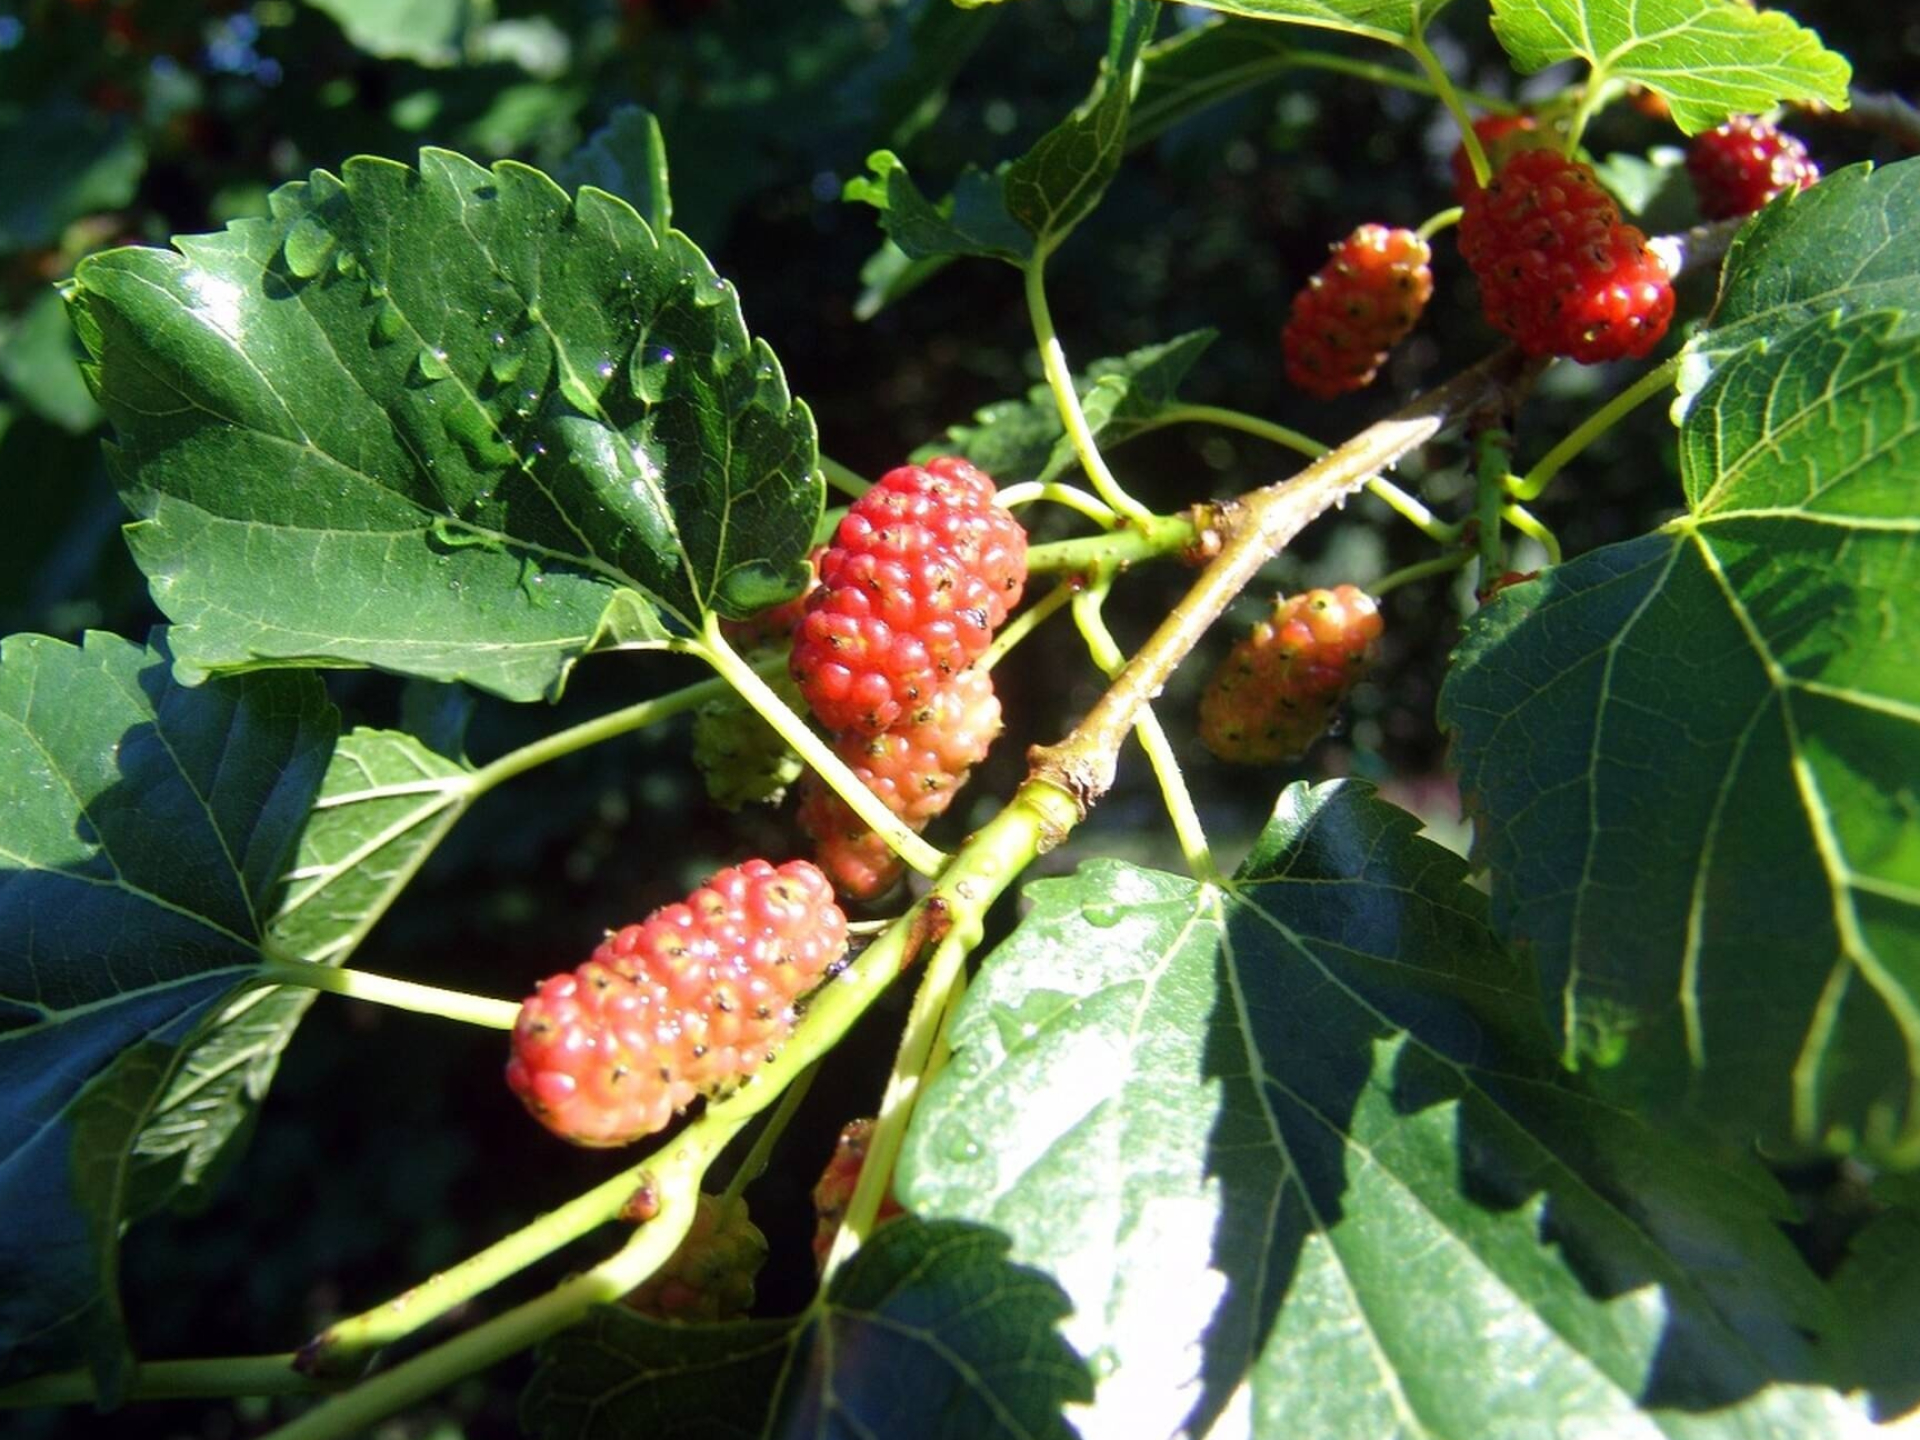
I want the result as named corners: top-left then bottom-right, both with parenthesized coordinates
top-left (901, 782), bottom-right (1859, 1439)
top-left (68, 149), bottom-right (819, 701)
top-left (1443, 311), bottom-right (1920, 1166)
top-left (1489, 0), bottom-right (1850, 134)
top-left (0, 632), bottom-right (334, 1391)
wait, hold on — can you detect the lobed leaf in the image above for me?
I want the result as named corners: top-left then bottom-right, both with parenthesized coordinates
top-left (1682, 158), bottom-right (1920, 403)
top-left (847, 0), bottom-right (1156, 269)
top-left (1442, 310), bottom-right (1920, 1166)
top-left (67, 148), bottom-right (820, 701)
top-left (1171, 0), bottom-right (1453, 47)
top-left (1489, 0), bottom-right (1851, 135)
top-left (900, 781), bottom-right (1860, 1439)
top-left (521, 1217), bottom-right (1090, 1440)
top-left (0, 632), bottom-right (335, 1391)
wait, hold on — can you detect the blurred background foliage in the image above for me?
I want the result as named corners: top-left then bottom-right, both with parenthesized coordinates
top-left (0, 2), bottom-right (1910, 1435)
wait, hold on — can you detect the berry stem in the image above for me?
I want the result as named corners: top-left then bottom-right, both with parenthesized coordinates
top-left (1406, 32), bottom-right (1488, 187)
top-left (1507, 357), bottom-right (1680, 501)
top-left (996, 478), bottom-right (1121, 526)
top-left (0, 1355), bottom-right (329, 1407)
top-left (719, 1060), bottom-right (819, 1207)
top-left (980, 578), bottom-right (1078, 673)
top-left (466, 652), bottom-right (769, 795)
top-left (1372, 548), bottom-right (1472, 597)
top-left (1501, 502), bottom-right (1563, 566)
top-left (1072, 584), bottom-right (1219, 882)
top-left (1416, 205), bottom-right (1463, 241)
top-left (695, 614), bottom-right (949, 879)
top-left (1151, 403), bottom-right (1461, 543)
top-left (1024, 257), bottom-right (1159, 528)
top-left (251, 960), bottom-right (520, 1030)
top-left (1147, 403), bottom-right (1324, 461)
top-left (818, 454), bottom-right (871, 500)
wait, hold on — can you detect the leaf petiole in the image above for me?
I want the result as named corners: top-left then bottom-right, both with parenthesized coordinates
top-left (1508, 357), bottom-right (1680, 501)
top-left (1024, 257), bottom-right (1158, 527)
top-left (996, 478), bottom-right (1120, 526)
top-left (253, 960), bottom-right (520, 1031)
top-left (694, 615), bottom-right (949, 878)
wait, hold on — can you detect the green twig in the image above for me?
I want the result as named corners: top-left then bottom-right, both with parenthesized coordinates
top-left (1073, 586), bottom-right (1217, 882)
top-left (1372, 548), bottom-right (1472, 597)
top-left (818, 454), bottom-right (871, 499)
top-left (1024, 258), bottom-right (1157, 527)
top-left (1147, 403), bottom-right (1325, 461)
top-left (1417, 205), bottom-right (1463, 241)
top-left (1507, 357), bottom-right (1679, 501)
top-left (252, 960), bottom-right (520, 1031)
top-left (262, 1162), bottom-right (718, 1440)
top-left (1284, 50), bottom-right (1517, 115)
top-left (1501, 502), bottom-right (1563, 565)
top-left (1406, 32), bottom-right (1487, 187)
top-left (0, 1355), bottom-right (329, 1408)
top-left (296, 1158), bottom-right (666, 1378)
top-left (996, 478), bottom-right (1121, 526)
top-left (696, 616), bottom-right (948, 878)
top-left (719, 1061), bottom-right (819, 1206)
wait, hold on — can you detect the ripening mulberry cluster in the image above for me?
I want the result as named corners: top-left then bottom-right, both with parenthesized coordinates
top-left (790, 457), bottom-right (1023, 899)
top-left (1686, 115), bottom-right (1819, 219)
top-left (623, 1192), bottom-right (768, 1322)
top-left (506, 859), bottom-right (848, 1146)
top-left (1281, 225), bottom-right (1434, 399)
top-left (811, 1117), bottom-right (906, 1268)
top-left (1199, 586), bottom-right (1383, 764)
top-left (790, 457), bottom-right (1024, 736)
top-left (1458, 149), bottom-right (1675, 363)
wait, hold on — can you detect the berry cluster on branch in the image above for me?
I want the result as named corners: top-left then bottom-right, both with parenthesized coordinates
top-left (506, 860), bottom-right (849, 1147)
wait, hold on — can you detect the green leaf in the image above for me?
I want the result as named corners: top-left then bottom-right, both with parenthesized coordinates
top-left (1442, 310), bottom-right (1920, 1166)
top-left (1002, 0), bottom-right (1157, 251)
top-left (267, 729), bottom-right (475, 966)
top-left (1170, 0), bottom-right (1453, 47)
top-left (67, 148), bottom-right (820, 700)
top-left (1682, 159), bottom-right (1920, 403)
top-left (843, 151), bottom-right (1031, 266)
top-left (1130, 19), bottom-right (1296, 149)
top-left (919, 330), bottom-right (1216, 484)
top-left (848, 0), bottom-right (1156, 268)
top-left (0, 289), bottom-right (102, 434)
top-left (0, 102), bottom-right (145, 255)
top-left (0, 632), bottom-right (335, 1390)
top-left (1488, 0), bottom-right (1851, 135)
top-left (902, 781), bottom-right (1860, 1438)
top-left (522, 1217), bottom-right (1090, 1440)
top-left (556, 106), bottom-right (672, 237)
top-left (852, 14), bottom-right (1290, 320)
top-left (302, 0), bottom-right (472, 67)
top-left (1830, 1206), bottom-right (1920, 1422)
